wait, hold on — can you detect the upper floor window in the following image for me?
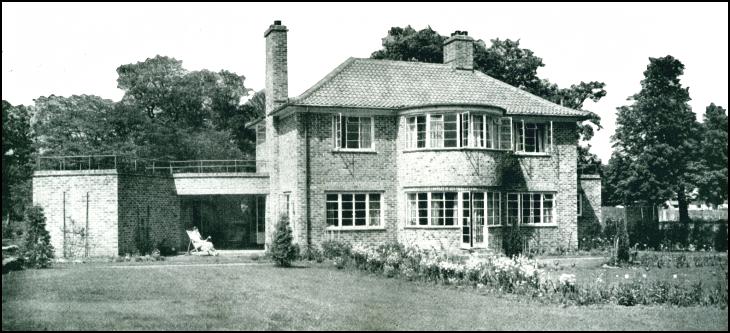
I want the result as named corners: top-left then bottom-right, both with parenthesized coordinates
top-left (514, 120), bottom-right (553, 153)
top-left (333, 114), bottom-right (373, 149)
top-left (405, 113), bottom-right (512, 150)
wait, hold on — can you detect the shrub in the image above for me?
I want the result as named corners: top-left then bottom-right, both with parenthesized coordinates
top-left (616, 218), bottom-right (631, 264)
top-left (269, 214), bottom-right (297, 267)
top-left (21, 206), bottom-right (54, 268)
top-left (321, 239), bottom-right (351, 259)
top-left (300, 244), bottom-right (323, 262)
top-left (502, 223), bottom-right (523, 258)
top-left (714, 223), bottom-right (727, 252)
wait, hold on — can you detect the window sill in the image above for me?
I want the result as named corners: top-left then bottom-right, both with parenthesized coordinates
top-left (404, 225), bottom-right (461, 229)
top-left (331, 149), bottom-right (377, 154)
top-left (513, 152), bottom-right (551, 157)
top-left (403, 147), bottom-right (510, 153)
top-left (326, 226), bottom-right (386, 231)
top-left (514, 223), bottom-right (558, 227)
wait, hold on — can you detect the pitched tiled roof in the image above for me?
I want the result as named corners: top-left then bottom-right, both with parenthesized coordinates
top-left (284, 58), bottom-right (591, 118)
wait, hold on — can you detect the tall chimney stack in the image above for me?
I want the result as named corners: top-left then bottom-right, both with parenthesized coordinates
top-left (264, 20), bottom-right (288, 115)
top-left (443, 31), bottom-right (474, 70)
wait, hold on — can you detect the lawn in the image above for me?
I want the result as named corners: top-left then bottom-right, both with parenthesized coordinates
top-left (2, 259), bottom-right (728, 331)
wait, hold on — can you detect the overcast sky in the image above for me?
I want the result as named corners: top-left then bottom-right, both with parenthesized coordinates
top-left (2, 2), bottom-right (728, 163)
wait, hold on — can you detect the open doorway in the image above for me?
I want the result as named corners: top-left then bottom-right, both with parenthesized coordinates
top-left (181, 195), bottom-right (265, 250)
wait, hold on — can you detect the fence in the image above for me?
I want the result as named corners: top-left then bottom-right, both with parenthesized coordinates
top-left (36, 155), bottom-right (262, 175)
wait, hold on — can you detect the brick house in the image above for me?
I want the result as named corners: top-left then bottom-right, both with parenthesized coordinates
top-left (32, 21), bottom-right (601, 257)
top-left (248, 21), bottom-right (601, 253)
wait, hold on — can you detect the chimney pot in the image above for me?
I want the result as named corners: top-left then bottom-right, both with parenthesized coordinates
top-left (443, 30), bottom-right (474, 70)
top-left (274, 20), bottom-right (281, 25)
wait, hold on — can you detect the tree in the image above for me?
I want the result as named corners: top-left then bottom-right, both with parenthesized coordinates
top-left (116, 55), bottom-right (254, 160)
top-left (270, 214), bottom-right (297, 267)
top-left (612, 56), bottom-right (696, 227)
top-left (694, 103), bottom-right (728, 206)
top-left (2, 100), bottom-right (34, 230)
top-left (370, 26), bottom-right (607, 167)
top-left (22, 205), bottom-right (54, 268)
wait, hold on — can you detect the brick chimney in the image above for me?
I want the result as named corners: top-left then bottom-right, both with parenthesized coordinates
top-left (443, 30), bottom-right (474, 70)
top-left (264, 20), bottom-right (288, 115)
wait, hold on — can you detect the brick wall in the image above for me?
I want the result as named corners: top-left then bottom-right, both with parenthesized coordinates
top-left (32, 170), bottom-right (120, 257)
top-left (578, 174), bottom-right (602, 246)
top-left (395, 117), bottom-right (579, 253)
top-left (117, 174), bottom-right (183, 255)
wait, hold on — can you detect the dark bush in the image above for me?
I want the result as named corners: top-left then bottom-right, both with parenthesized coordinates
top-left (269, 214), bottom-right (296, 267)
top-left (21, 205), bottom-right (54, 268)
top-left (714, 223), bottom-right (728, 252)
top-left (616, 218), bottom-right (631, 263)
top-left (502, 223), bottom-right (524, 258)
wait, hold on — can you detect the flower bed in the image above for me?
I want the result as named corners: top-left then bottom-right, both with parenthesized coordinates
top-left (319, 241), bottom-right (728, 308)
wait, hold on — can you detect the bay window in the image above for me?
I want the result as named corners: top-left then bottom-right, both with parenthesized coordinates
top-left (406, 191), bottom-right (501, 227)
top-left (405, 113), bottom-right (512, 150)
top-left (326, 193), bottom-right (382, 228)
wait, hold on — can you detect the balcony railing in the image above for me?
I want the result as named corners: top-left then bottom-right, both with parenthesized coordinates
top-left (35, 155), bottom-right (264, 175)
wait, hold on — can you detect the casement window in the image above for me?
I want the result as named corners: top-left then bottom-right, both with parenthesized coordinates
top-left (406, 192), bottom-right (457, 226)
top-left (506, 193), bottom-right (555, 225)
top-left (406, 114), bottom-right (512, 150)
top-left (256, 123), bottom-right (266, 144)
top-left (406, 191), bottom-right (500, 227)
top-left (514, 120), bottom-right (553, 153)
top-left (333, 114), bottom-right (374, 149)
top-left (326, 193), bottom-right (382, 228)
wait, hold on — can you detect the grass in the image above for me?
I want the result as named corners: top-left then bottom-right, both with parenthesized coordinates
top-left (2, 259), bottom-right (727, 330)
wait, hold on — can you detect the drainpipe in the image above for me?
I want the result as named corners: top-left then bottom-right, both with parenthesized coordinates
top-left (305, 108), bottom-right (312, 247)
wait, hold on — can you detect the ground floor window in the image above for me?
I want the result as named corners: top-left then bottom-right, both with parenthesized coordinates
top-left (506, 192), bottom-right (554, 225)
top-left (326, 193), bottom-right (382, 228)
top-left (406, 191), bottom-right (501, 227)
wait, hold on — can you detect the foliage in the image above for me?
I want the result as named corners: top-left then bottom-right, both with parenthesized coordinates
top-left (2, 101), bottom-right (35, 228)
top-left (269, 214), bottom-right (296, 267)
top-left (330, 243), bottom-right (728, 308)
top-left (502, 223), bottom-right (524, 258)
top-left (321, 239), bottom-right (352, 259)
top-left (693, 103), bottom-right (728, 206)
top-left (616, 219), bottom-right (631, 264)
top-left (611, 56), bottom-right (697, 225)
top-left (714, 223), bottom-right (728, 252)
top-left (21, 205), bottom-right (54, 268)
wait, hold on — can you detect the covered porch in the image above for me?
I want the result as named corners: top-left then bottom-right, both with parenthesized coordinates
top-left (180, 195), bottom-right (266, 250)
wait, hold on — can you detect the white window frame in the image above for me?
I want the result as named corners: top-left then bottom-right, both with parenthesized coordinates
top-left (505, 192), bottom-right (556, 226)
top-left (325, 192), bottom-right (384, 229)
top-left (405, 114), bottom-right (513, 151)
top-left (405, 191), bottom-right (459, 228)
top-left (513, 120), bottom-right (553, 154)
top-left (256, 123), bottom-right (266, 144)
top-left (333, 114), bottom-right (375, 150)
top-left (578, 193), bottom-right (583, 216)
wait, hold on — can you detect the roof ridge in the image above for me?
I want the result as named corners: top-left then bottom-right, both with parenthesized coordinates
top-left (353, 57), bottom-right (451, 68)
top-left (292, 57), bottom-right (358, 102)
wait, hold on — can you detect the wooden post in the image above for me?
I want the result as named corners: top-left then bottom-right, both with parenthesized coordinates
top-left (85, 192), bottom-right (89, 257)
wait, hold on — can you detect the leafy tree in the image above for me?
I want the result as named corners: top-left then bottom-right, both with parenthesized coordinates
top-left (115, 55), bottom-right (254, 159)
top-left (2, 100), bottom-right (35, 230)
top-left (270, 214), bottom-right (297, 267)
top-left (22, 205), bottom-right (54, 268)
top-left (693, 103), bottom-right (728, 206)
top-left (370, 25), bottom-right (607, 167)
top-left (612, 56), bottom-right (696, 227)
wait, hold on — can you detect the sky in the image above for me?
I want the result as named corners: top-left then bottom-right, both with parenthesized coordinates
top-left (2, 2), bottom-right (728, 163)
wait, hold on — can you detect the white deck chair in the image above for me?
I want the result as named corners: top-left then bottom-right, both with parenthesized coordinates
top-left (186, 227), bottom-right (218, 256)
